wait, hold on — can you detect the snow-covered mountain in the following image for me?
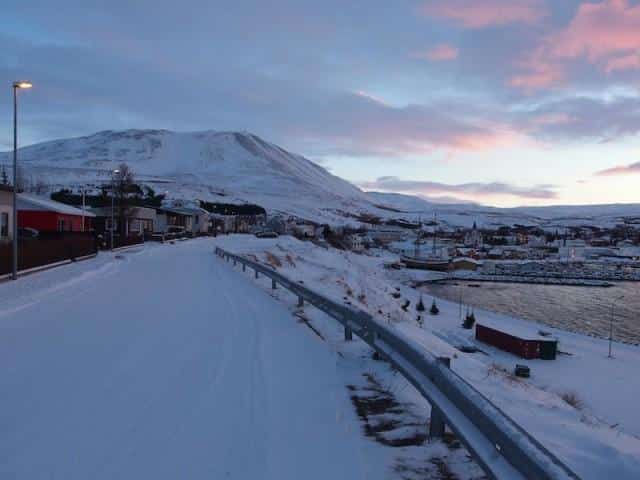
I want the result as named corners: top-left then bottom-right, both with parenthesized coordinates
top-left (0, 129), bottom-right (370, 222)
top-left (1, 128), bottom-right (638, 228)
top-left (369, 191), bottom-right (640, 229)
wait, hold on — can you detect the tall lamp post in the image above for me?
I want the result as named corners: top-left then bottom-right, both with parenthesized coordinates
top-left (11, 81), bottom-right (33, 281)
top-left (608, 294), bottom-right (625, 358)
top-left (111, 169), bottom-right (120, 251)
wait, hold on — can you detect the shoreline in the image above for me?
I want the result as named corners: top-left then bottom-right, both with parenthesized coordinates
top-left (417, 275), bottom-right (613, 287)
top-left (417, 280), bottom-right (640, 347)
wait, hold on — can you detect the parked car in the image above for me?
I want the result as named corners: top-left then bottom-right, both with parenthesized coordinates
top-left (18, 227), bottom-right (39, 238)
top-left (255, 231), bottom-right (279, 239)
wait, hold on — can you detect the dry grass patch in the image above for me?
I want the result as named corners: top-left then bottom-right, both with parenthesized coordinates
top-left (284, 254), bottom-right (296, 267)
top-left (561, 391), bottom-right (584, 410)
top-left (264, 251), bottom-right (282, 268)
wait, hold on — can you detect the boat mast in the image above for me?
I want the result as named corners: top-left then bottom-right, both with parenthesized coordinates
top-left (432, 213), bottom-right (437, 256)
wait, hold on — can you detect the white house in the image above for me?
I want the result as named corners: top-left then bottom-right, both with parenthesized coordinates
top-left (368, 226), bottom-right (406, 244)
top-left (0, 185), bottom-right (13, 242)
top-left (157, 206), bottom-right (210, 235)
top-left (558, 239), bottom-right (587, 260)
top-left (288, 222), bottom-right (316, 238)
top-left (347, 234), bottom-right (364, 252)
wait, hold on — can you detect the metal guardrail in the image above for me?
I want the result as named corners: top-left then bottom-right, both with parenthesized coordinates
top-left (215, 247), bottom-right (581, 480)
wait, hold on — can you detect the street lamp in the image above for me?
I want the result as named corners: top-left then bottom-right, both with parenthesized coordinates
top-left (111, 169), bottom-right (120, 250)
top-left (11, 80), bottom-right (33, 281)
top-left (608, 294), bottom-right (625, 358)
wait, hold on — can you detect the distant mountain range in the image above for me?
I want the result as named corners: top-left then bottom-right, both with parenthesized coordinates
top-left (1, 129), bottom-right (638, 229)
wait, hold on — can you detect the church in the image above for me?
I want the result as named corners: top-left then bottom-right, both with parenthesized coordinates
top-left (464, 221), bottom-right (483, 248)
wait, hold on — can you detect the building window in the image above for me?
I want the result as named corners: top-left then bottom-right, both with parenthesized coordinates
top-left (0, 212), bottom-right (8, 238)
top-left (57, 218), bottom-right (65, 232)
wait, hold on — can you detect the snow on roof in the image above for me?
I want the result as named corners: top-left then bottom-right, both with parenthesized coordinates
top-left (160, 206), bottom-right (209, 216)
top-left (17, 194), bottom-right (96, 217)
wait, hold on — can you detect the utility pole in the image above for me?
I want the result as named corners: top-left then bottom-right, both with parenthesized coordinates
top-left (81, 189), bottom-right (86, 232)
top-left (11, 80), bottom-right (33, 280)
top-left (111, 169), bottom-right (119, 250)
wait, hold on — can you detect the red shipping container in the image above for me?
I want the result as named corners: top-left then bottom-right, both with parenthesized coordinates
top-left (475, 324), bottom-right (540, 359)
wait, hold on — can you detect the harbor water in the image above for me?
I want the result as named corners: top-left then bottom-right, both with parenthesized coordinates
top-left (421, 280), bottom-right (640, 344)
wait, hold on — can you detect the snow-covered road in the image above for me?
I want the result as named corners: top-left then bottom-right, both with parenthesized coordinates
top-left (0, 240), bottom-right (387, 479)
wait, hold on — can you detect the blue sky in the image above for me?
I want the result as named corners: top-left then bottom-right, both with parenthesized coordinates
top-left (2, 0), bottom-right (640, 206)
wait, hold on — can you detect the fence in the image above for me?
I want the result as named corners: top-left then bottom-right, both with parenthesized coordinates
top-left (0, 232), bottom-right (97, 276)
top-left (95, 233), bottom-right (144, 250)
top-left (145, 231), bottom-right (193, 243)
top-left (215, 247), bottom-right (581, 480)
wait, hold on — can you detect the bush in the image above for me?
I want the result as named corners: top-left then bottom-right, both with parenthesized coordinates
top-left (430, 299), bottom-right (439, 315)
top-left (561, 391), bottom-right (584, 410)
top-left (416, 295), bottom-right (425, 312)
top-left (463, 311), bottom-right (476, 329)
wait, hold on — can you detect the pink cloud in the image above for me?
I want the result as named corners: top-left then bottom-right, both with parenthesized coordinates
top-left (419, 0), bottom-right (546, 28)
top-left (530, 113), bottom-right (573, 126)
top-left (360, 177), bottom-right (558, 200)
top-left (605, 52), bottom-right (640, 73)
top-left (551, 0), bottom-right (640, 63)
top-left (446, 128), bottom-right (523, 152)
top-left (415, 44), bottom-right (460, 61)
top-left (509, 64), bottom-right (565, 90)
top-left (597, 161), bottom-right (640, 175)
top-left (511, 0), bottom-right (640, 90)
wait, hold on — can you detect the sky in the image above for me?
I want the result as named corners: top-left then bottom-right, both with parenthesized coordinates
top-left (1, 0), bottom-right (640, 207)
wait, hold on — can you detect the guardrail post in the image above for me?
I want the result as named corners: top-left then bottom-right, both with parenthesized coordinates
top-left (272, 279), bottom-right (277, 290)
top-left (298, 296), bottom-right (304, 307)
top-left (344, 326), bottom-right (353, 341)
top-left (429, 356), bottom-right (451, 438)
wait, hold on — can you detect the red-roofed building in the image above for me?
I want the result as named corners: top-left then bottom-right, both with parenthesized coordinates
top-left (17, 194), bottom-right (95, 232)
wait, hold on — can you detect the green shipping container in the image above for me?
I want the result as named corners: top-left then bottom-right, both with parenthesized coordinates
top-left (539, 340), bottom-right (558, 360)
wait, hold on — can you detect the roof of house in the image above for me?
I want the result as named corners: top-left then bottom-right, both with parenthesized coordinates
top-left (90, 206), bottom-right (156, 219)
top-left (17, 194), bottom-right (96, 217)
top-left (159, 206), bottom-right (209, 217)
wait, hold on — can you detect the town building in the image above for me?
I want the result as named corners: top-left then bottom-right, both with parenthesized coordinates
top-left (346, 234), bottom-right (364, 252)
top-left (368, 226), bottom-right (406, 244)
top-left (90, 206), bottom-right (156, 236)
top-left (288, 222), bottom-right (316, 238)
top-left (156, 206), bottom-right (210, 235)
top-left (18, 194), bottom-right (95, 232)
top-left (464, 222), bottom-right (483, 248)
top-left (210, 212), bottom-right (266, 234)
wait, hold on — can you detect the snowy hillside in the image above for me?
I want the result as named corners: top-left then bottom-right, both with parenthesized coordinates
top-left (368, 191), bottom-right (640, 230)
top-left (1, 129), bottom-right (638, 227)
top-left (0, 129), bottom-right (370, 222)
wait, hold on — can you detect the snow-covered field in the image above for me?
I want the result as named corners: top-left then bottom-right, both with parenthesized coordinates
top-left (1, 240), bottom-right (402, 479)
top-left (214, 234), bottom-right (640, 479)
